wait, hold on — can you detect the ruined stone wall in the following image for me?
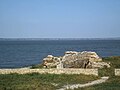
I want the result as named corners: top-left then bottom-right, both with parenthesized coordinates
top-left (0, 68), bottom-right (98, 76)
top-left (115, 69), bottom-right (120, 76)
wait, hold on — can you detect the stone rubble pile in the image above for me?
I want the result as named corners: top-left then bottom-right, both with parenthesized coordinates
top-left (42, 51), bottom-right (110, 69)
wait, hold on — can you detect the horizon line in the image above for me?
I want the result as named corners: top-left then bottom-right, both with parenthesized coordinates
top-left (0, 37), bottom-right (120, 40)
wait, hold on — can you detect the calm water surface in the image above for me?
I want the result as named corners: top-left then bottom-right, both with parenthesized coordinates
top-left (0, 40), bottom-right (120, 68)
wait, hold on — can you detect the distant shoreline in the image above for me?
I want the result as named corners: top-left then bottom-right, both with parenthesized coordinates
top-left (0, 37), bottom-right (120, 41)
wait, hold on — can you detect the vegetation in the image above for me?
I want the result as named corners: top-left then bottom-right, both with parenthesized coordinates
top-left (73, 76), bottom-right (120, 90)
top-left (0, 56), bottom-right (120, 90)
top-left (98, 56), bottom-right (120, 77)
top-left (102, 56), bottom-right (120, 68)
top-left (0, 73), bottom-right (98, 90)
top-left (30, 64), bottom-right (44, 69)
top-left (30, 64), bottom-right (57, 69)
top-left (73, 56), bottom-right (120, 90)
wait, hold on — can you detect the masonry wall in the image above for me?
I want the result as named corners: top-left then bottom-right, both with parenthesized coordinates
top-left (0, 68), bottom-right (98, 76)
top-left (115, 69), bottom-right (120, 76)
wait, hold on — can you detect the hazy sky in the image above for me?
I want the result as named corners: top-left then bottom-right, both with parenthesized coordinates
top-left (0, 0), bottom-right (120, 38)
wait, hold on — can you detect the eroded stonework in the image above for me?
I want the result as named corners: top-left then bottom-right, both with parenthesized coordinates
top-left (42, 51), bottom-right (110, 69)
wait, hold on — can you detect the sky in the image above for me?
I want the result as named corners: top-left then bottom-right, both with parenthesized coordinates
top-left (0, 0), bottom-right (120, 38)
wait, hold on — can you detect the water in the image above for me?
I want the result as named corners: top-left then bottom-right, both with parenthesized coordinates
top-left (0, 40), bottom-right (120, 68)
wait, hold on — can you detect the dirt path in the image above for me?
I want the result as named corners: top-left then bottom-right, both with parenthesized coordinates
top-left (57, 77), bottom-right (109, 90)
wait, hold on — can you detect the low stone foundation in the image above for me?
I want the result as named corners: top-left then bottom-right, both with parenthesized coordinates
top-left (0, 68), bottom-right (98, 76)
top-left (115, 69), bottom-right (120, 76)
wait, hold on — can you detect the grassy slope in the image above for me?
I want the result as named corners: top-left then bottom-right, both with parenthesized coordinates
top-left (73, 56), bottom-right (120, 90)
top-left (0, 73), bottom-right (98, 90)
top-left (0, 56), bottom-right (120, 90)
top-left (103, 56), bottom-right (120, 68)
top-left (74, 76), bottom-right (120, 90)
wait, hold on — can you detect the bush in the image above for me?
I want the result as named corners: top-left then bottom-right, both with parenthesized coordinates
top-left (30, 64), bottom-right (44, 69)
top-left (103, 56), bottom-right (120, 68)
top-left (98, 68), bottom-right (114, 77)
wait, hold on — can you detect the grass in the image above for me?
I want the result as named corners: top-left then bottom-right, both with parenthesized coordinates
top-left (73, 76), bottom-right (120, 90)
top-left (98, 56), bottom-right (120, 77)
top-left (102, 56), bottom-right (120, 68)
top-left (0, 56), bottom-right (120, 90)
top-left (0, 73), bottom-right (98, 90)
top-left (30, 64), bottom-right (44, 69)
top-left (72, 56), bottom-right (120, 90)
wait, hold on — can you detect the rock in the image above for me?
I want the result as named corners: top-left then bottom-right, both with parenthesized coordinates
top-left (57, 60), bottom-right (64, 69)
top-left (91, 62), bottom-right (110, 68)
top-left (42, 51), bottom-right (110, 69)
top-left (63, 59), bottom-right (92, 68)
top-left (47, 55), bottom-right (54, 58)
top-left (62, 51), bottom-right (102, 62)
top-left (62, 51), bottom-right (102, 68)
top-left (65, 51), bottom-right (78, 54)
top-left (43, 55), bottom-right (59, 68)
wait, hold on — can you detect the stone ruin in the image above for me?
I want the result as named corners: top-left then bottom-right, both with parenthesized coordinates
top-left (42, 51), bottom-right (110, 69)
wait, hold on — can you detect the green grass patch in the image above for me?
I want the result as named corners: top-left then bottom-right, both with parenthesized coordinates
top-left (102, 56), bottom-right (120, 68)
top-left (98, 68), bottom-right (114, 77)
top-left (30, 64), bottom-right (44, 69)
top-left (73, 76), bottom-right (120, 90)
top-left (1, 56), bottom-right (120, 90)
top-left (0, 73), bottom-right (99, 90)
top-left (98, 56), bottom-right (120, 77)
top-left (73, 56), bottom-right (120, 90)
